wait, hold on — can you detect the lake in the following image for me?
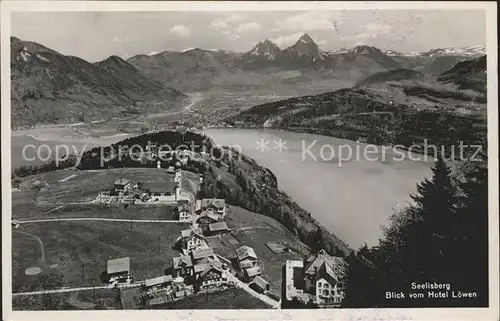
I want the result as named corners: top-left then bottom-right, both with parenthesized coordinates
top-left (203, 128), bottom-right (434, 247)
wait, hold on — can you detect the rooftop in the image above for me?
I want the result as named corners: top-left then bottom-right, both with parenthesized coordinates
top-left (199, 211), bottom-right (219, 221)
top-left (173, 255), bottom-right (193, 269)
top-left (304, 249), bottom-right (348, 282)
top-left (107, 257), bottom-right (131, 274)
top-left (194, 261), bottom-right (222, 274)
top-left (251, 276), bottom-right (270, 291)
top-left (145, 275), bottom-right (173, 287)
top-left (114, 178), bottom-right (131, 186)
top-left (236, 245), bottom-right (258, 261)
top-left (178, 204), bottom-right (191, 212)
top-left (192, 247), bottom-right (215, 260)
top-left (208, 222), bottom-right (229, 232)
top-left (181, 228), bottom-right (203, 238)
top-left (200, 263), bottom-right (223, 278)
top-left (201, 198), bottom-right (226, 209)
top-left (244, 266), bottom-right (262, 278)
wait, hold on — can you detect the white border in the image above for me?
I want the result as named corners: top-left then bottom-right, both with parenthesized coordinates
top-left (1, 2), bottom-right (498, 321)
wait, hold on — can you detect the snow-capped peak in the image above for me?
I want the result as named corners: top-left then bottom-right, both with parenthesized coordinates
top-left (248, 39), bottom-right (281, 59)
top-left (298, 33), bottom-right (315, 44)
top-left (383, 45), bottom-right (486, 58)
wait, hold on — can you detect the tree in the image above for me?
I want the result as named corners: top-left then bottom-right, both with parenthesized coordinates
top-left (453, 157), bottom-right (488, 306)
top-left (342, 251), bottom-right (381, 308)
top-left (408, 155), bottom-right (459, 282)
top-left (18, 272), bottom-right (65, 310)
top-left (312, 227), bottom-right (325, 253)
top-left (355, 155), bottom-right (463, 307)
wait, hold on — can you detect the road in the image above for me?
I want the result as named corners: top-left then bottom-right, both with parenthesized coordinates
top-left (13, 283), bottom-right (143, 296)
top-left (17, 217), bottom-right (182, 224)
top-left (13, 285), bottom-right (111, 296)
top-left (226, 273), bottom-right (280, 309)
top-left (12, 230), bottom-right (46, 264)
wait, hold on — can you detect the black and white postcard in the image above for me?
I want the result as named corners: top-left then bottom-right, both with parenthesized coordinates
top-left (1, 1), bottom-right (498, 320)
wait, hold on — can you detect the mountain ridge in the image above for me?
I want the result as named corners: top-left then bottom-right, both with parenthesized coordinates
top-left (11, 37), bottom-right (186, 128)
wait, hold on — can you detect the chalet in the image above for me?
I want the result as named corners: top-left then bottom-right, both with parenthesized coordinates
top-left (199, 198), bottom-right (226, 218)
top-left (172, 255), bottom-right (194, 280)
top-left (191, 247), bottom-right (216, 264)
top-left (177, 228), bottom-right (209, 255)
top-left (196, 211), bottom-right (219, 224)
top-left (193, 258), bottom-right (223, 280)
top-left (195, 262), bottom-right (227, 291)
top-left (283, 249), bottom-right (348, 307)
top-left (235, 246), bottom-right (258, 269)
top-left (250, 276), bottom-right (270, 293)
top-left (243, 266), bottom-right (262, 281)
top-left (303, 249), bottom-right (348, 306)
top-left (107, 257), bottom-right (131, 283)
top-left (207, 222), bottom-right (230, 236)
top-left (144, 275), bottom-right (173, 292)
top-left (114, 178), bottom-right (131, 192)
top-left (177, 204), bottom-right (192, 222)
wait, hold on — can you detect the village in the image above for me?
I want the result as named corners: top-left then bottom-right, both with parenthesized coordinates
top-left (12, 146), bottom-right (348, 310)
top-left (89, 160), bottom-right (348, 309)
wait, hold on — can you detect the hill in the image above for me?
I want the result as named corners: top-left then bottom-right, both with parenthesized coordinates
top-left (11, 37), bottom-right (186, 128)
top-left (227, 86), bottom-right (486, 154)
top-left (356, 69), bottom-right (424, 87)
top-left (425, 56), bottom-right (470, 74)
top-left (438, 55), bottom-right (487, 93)
top-left (75, 130), bottom-right (351, 257)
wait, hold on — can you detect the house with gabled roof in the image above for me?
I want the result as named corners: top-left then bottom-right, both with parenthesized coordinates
top-left (235, 245), bottom-right (258, 269)
top-left (172, 254), bottom-right (194, 281)
top-left (114, 178), bottom-right (131, 192)
top-left (177, 203), bottom-right (193, 222)
top-left (196, 211), bottom-right (219, 224)
top-left (191, 247), bottom-right (216, 263)
top-left (207, 222), bottom-right (230, 236)
top-left (243, 265), bottom-right (262, 281)
top-left (176, 227), bottom-right (209, 255)
top-left (144, 275), bottom-right (173, 293)
top-left (194, 262), bottom-right (228, 291)
top-left (199, 198), bottom-right (226, 218)
top-left (304, 250), bottom-right (347, 306)
top-left (107, 257), bottom-right (131, 283)
top-left (250, 276), bottom-right (270, 293)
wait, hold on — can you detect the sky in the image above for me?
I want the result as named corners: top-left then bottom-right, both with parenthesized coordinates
top-left (11, 10), bottom-right (486, 62)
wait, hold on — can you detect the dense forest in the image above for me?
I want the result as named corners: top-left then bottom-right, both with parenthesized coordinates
top-left (343, 153), bottom-right (488, 307)
top-left (227, 87), bottom-right (486, 157)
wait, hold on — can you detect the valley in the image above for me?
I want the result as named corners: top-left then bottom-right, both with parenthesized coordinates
top-left (8, 26), bottom-right (490, 310)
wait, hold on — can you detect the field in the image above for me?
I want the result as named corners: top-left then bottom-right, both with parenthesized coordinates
top-left (12, 288), bottom-right (122, 310)
top-left (12, 220), bottom-right (185, 293)
top-left (11, 166), bottom-right (313, 307)
top-left (12, 203), bottom-right (178, 221)
top-left (14, 168), bottom-right (177, 204)
top-left (151, 288), bottom-right (271, 309)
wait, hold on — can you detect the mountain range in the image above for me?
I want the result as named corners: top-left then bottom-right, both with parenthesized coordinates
top-left (126, 34), bottom-right (485, 91)
top-left (11, 37), bottom-right (186, 128)
top-left (10, 34), bottom-right (486, 127)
